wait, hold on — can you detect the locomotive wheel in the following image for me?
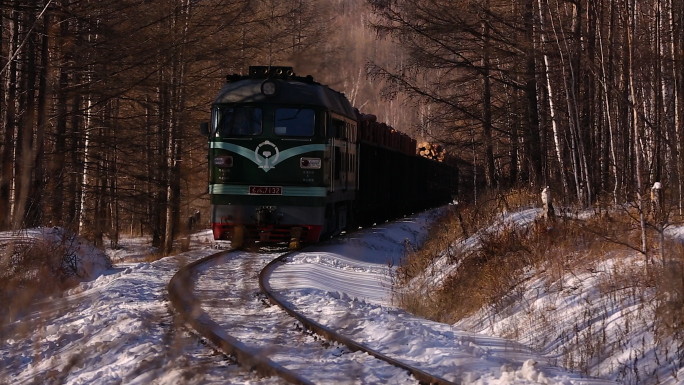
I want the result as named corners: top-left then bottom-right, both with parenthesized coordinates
top-left (232, 225), bottom-right (245, 249)
top-left (288, 227), bottom-right (302, 250)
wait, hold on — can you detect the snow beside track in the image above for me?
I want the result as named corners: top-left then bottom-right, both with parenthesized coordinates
top-left (194, 251), bottom-right (416, 384)
top-left (1, 233), bottom-right (269, 385)
top-left (266, 209), bottom-right (611, 384)
top-left (3, 208), bottom-right (643, 384)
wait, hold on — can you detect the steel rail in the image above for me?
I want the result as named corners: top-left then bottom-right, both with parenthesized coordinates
top-left (167, 249), bottom-right (314, 385)
top-left (259, 252), bottom-right (459, 385)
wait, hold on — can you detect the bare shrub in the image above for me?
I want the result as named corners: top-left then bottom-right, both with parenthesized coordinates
top-left (395, 205), bottom-right (650, 324)
top-left (0, 228), bottom-right (110, 325)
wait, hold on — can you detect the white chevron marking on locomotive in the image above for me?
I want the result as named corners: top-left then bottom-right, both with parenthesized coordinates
top-left (211, 142), bottom-right (325, 173)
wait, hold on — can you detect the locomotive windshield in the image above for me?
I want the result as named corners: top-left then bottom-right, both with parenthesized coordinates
top-left (274, 108), bottom-right (315, 137)
top-left (217, 107), bottom-right (262, 136)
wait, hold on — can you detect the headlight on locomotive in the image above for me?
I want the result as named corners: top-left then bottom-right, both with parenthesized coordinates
top-left (214, 155), bottom-right (233, 168)
top-left (261, 79), bottom-right (278, 97)
top-left (300, 157), bottom-right (321, 169)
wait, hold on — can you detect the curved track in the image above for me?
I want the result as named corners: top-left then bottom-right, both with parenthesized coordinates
top-left (259, 252), bottom-right (457, 385)
top-left (169, 247), bottom-right (457, 385)
top-left (167, 249), bottom-right (313, 385)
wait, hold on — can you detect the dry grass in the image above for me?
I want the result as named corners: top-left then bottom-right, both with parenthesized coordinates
top-left (655, 244), bottom-right (684, 336)
top-left (394, 198), bottom-right (660, 324)
top-left (144, 250), bottom-right (168, 263)
top-left (394, 195), bottom-right (684, 381)
top-left (397, 189), bottom-right (539, 280)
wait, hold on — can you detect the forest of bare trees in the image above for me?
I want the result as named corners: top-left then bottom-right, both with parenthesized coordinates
top-left (0, 0), bottom-right (410, 252)
top-left (370, 0), bottom-right (684, 212)
top-left (2, 0), bottom-right (682, 253)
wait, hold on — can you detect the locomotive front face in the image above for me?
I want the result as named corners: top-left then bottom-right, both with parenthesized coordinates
top-left (205, 69), bottom-right (359, 245)
top-left (209, 102), bottom-right (330, 243)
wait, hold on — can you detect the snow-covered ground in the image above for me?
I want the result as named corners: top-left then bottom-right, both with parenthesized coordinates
top-left (267, 209), bottom-right (612, 384)
top-left (194, 250), bottom-right (417, 384)
top-left (1, 232), bottom-right (262, 384)
top-left (3, 207), bottom-right (660, 384)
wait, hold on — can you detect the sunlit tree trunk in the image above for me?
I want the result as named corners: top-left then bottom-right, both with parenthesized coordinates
top-left (65, 76), bottom-right (81, 229)
top-left (538, 0), bottom-right (568, 196)
top-left (627, 0), bottom-right (648, 258)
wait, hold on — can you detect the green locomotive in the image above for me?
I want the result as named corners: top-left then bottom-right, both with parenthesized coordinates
top-left (201, 66), bottom-right (457, 248)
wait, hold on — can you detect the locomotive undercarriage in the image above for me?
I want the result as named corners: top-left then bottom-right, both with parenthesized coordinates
top-left (211, 204), bottom-right (325, 244)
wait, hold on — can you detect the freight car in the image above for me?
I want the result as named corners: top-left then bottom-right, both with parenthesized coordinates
top-left (200, 66), bottom-right (457, 248)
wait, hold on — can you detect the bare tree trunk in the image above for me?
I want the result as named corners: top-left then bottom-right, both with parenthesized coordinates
top-left (669, 0), bottom-right (684, 214)
top-left (78, 66), bottom-right (95, 239)
top-left (0, 7), bottom-right (4, 223)
top-left (548, 0), bottom-right (583, 204)
top-left (538, 0), bottom-right (568, 196)
top-left (0, 3), bottom-right (19, 230)
top-left (29, 11), bottom-right (50, 227)
top-left (164, 0), bottom-right (192, 254)
top-left (154, 70), bottom-right (169, 249)
top-left (627, 0), bottom-right (648, 258)
top-left (524, 0), bottom-right (542, 186)
top-left (482, 0), bottom-right (496, 188)
top-left (66, 79), bottom-right (81, 229)
top-left (597, 0), bottom-right (619, 205)
top-left (13, 3), bottom-right (38, 230)
top-left (110, 98), bottom-right (120, 248)
top-left (145, 95), bottom-right (157, 243)
top-left (51, 12), bottom-right (70, 226)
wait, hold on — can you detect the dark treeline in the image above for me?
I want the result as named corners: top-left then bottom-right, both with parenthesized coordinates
top-left (0, 0), bottom-right (331, 252)
top-left (370, 0), bottom-right (684, 212)
top-left (8, 0), bottom-right (675, 253)
top-left (0, 0), bottom-right (410, 252)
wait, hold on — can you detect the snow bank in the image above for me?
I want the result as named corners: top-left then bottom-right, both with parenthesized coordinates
top-left (267, 208), bottom-right (611, 384)
top-left (0, 227), bottom-right (112, 281)
top-left (268, 208), bottom-right (443, 305)
top-left (0, 249), bottom-right (263, 385)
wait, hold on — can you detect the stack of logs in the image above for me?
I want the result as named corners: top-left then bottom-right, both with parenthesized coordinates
top-left (353, 109), bottom-right (447, 162)
top-left (354, 109), bottom-right (417, 155)
top-left (417, 142), bottom-right (446, 162)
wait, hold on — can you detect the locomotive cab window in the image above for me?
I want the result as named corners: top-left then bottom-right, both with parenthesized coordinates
top-left (274, 108), bottom-right (315, 136)
top-left (217, 107), bottom-right (262, 136)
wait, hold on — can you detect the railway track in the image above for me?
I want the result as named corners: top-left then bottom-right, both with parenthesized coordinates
top-left (168, 247), bottom-right (457, 385)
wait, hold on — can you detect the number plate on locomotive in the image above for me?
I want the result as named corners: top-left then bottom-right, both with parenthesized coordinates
top-left (249, 186), bottom-right (282, 195)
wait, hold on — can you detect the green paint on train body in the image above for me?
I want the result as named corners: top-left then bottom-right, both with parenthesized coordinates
top-left (205, 72), bottom-right (360, 224)
top-left (208, 106), bottom-right (331, 194)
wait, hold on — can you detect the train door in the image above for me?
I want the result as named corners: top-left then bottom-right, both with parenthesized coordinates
top-left (327, 114), bottom-right (356, 234)
top-left (330, 116), bottom-right (347, 191)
